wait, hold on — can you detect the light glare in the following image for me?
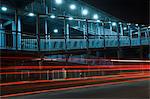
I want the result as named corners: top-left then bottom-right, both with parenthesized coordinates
top-left (1, 7), bottom-right (7, 11)
top-left (68, 17), bottom-right (73, 20)
top-left (55, 0), bottom-right (62, 4)
top-left (82, 9), bottom-right (88, 16)
top-left (70, 4), bottom-right (76, 10)
top-left (50, 15), bottom-right (56, 19)
top-left (28, 13), bottom-right (35, 17)
top-left (93, 14), bottom-right (99, 19)
top-left (123, 27), bottom-right (127, 30)
top-left (112, 22), bottom-right (117, 26)
top-left (54, 29), bottom-right (58, 33)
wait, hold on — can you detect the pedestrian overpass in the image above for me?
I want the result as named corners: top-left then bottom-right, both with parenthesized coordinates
top-left (0, 0), bottom-right (149, 54)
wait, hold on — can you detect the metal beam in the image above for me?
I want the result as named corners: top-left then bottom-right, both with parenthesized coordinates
top-left (3, 20), bottom-right (12, 27)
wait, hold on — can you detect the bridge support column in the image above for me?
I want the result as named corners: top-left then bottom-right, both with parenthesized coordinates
top-left (128, 25), bottom-right (132, 47)
top-left (66, 24), bottom-right (70, 40)
top-left (97, 23), bottom-right (100, 38)
top-left (137, 26), bottom-right (143, 59)
top-left (12, 14), bottom-right (21, 50)
top-left (102, 22), bottom-right (106, 48)
top-left (137, 25), bottom-right (141, 44)
top-left (0, 23), bottom-right (6, 48)
top-left (36, 14), bottom-right (40, 51)
top-left (116, 23), bottom-right (120, 59)
top-left (110, 22), bottom-right (113, 34)
top-left (78, 21), bottom-right (81, 29)
top-left (96, 23), bottom-right (100, 39)
top-left (119, 23), bottom-right (123, 36)
top-left (83, 24), bottom-right (86, 39)
top-left (44, 5), bottom-right (49, 49)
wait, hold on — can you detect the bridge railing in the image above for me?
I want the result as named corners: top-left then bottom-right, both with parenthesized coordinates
top-left (0, 29), bottom-right (149, 51)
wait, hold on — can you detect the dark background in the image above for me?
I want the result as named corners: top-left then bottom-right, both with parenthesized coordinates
top-left (82, 0), bottom-right (149, 25)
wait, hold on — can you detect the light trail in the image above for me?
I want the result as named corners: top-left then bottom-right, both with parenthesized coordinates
top-left (1, 72), bottom-right (149, 86)
top-left (1, 56), bottom-right (150, 63)
top-left (110, 59), bottom-right (150, 63)
top-left (0, 64), bottom-right (149, 70)
top-left (0, 68), bottom-right (149, 75)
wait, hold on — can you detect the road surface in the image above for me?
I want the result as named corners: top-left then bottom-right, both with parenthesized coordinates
top-left (12, 80), bottom-right (150, 99)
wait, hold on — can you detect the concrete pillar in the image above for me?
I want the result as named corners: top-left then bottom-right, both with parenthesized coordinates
top-left (12, 16), bottom-right (21, 50)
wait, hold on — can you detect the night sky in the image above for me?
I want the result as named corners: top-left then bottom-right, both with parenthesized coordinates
top-left (82, 0), bottom-right (149, 25)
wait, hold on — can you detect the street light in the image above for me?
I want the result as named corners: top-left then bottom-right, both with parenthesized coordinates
top-left (1, 6), bottom-right (7, 11)
top-left (50, 15), bottom-right (56, 19)
top-left (93, 14), bottom-right (99, 19)
top-left (123, 27), bottom-right (127, 30)
top-left (68, 17), bottom-right (73, 20)
top-left (28, 13), bottom-right (35, 17)
top-left (54, 29), bottom-right (58, 33)
top-left (55, 0), bottom-right (63, 5)
top-left (82, 9), bottom-right (88, 16)
top-left (135, 24), bottom-right (138, 26)
top-left (127, 23), bottom-right (131, 26)
top-left (96, 20), bottom-right (100, 23)
top-left (70, 4), bottom-right (76, 10)
top-left (112, 22), bottom-right (117, 26)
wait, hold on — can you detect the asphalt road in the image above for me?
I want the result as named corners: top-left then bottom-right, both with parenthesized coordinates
top-left (12, 80), bottom-right (150, 99)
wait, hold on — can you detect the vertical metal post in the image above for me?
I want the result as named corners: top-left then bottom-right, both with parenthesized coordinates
top-left (86, 19), bottom-right (89, 58)
top-left (15, 10), bottom-right (18, 50)
top-left (66, 24), bottom-right (70, 40)
top-left (18, 16), bottom-right (21, 50)
top-left (28, 71), bottom-right (30, 80)
top-left (117, 23), bottom-right (120, 59)
top-left (64, 17), bottom-right (67, 52)
top-left (97, 22), bottom-right (100, 39)
top-left (64, 16), bottom-right (68, 77)
top-left (0, 23), bottom-right (5, 48)
top-left (138, 26), bottom-right (143, 59)
top-left (102, 22), bottom-right (106, 48)
top-left (47, 70), bottom-right (49, 80)
top-left (36, 14), bottom-right (40, 51)
top-left (128, 25), bottom-right (132, 47)
top-left (119, 23), bottom-right (123, 36)
top-left (110, 22), bottom-right (113, 34)
top-left (102, 22), bottom-right (106, 58)
top-left (83, 24), bottom-right (86, 39)
top-left (44, 0), bottom-right (49, 49)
